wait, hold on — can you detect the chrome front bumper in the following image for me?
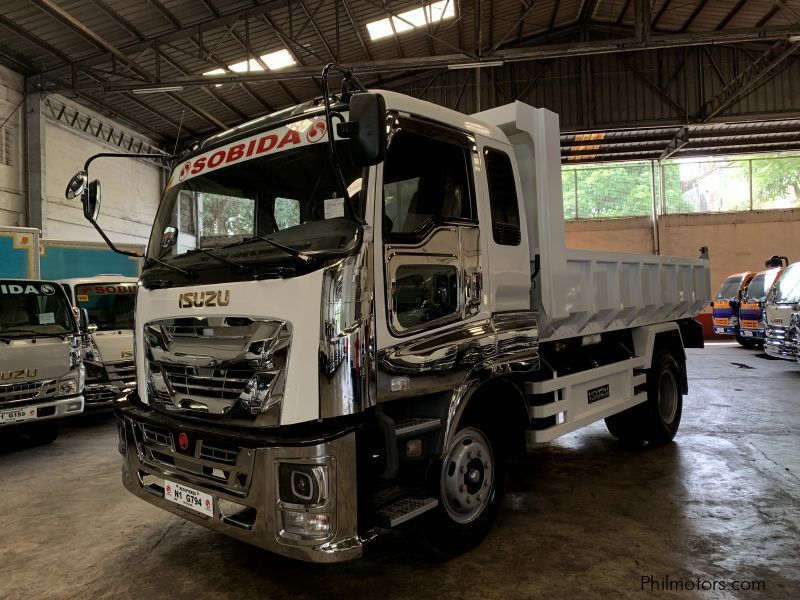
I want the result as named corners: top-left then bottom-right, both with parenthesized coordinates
top-left (0, 394), bottom-right (84, 427)
top-left (117, 403), bottom-right (362, 563)
top-left (765, 325), bottom-right (797, 359)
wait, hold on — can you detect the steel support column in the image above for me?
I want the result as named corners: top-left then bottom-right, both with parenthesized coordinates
top-left (24, 90), bottom-right (46, 234)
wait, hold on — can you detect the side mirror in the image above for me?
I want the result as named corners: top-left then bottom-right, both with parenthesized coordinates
top-left (85, 179), bottom-right (101, 220)
top-left (79, 308), bottom-right (90, 332)
top-left (65, 171), bottom-right (88, 200)
top-left (338, 93), bottom-right (386, 167)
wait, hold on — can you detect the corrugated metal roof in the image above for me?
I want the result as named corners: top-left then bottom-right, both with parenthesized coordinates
top-left (0, 0), bottom-right (798, 158)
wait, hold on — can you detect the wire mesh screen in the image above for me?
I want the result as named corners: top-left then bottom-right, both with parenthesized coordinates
top-left (561, 153), bottom-right (800, 219)
top-left (562, 162), bottom-right (654, 219)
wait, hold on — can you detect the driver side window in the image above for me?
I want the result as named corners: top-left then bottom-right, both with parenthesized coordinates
top-left (383, 128), bottom-right (474, 237)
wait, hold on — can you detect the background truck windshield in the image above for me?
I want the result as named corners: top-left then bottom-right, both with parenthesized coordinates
top-left (76, 283), bottom-right (136, 330)
top-left (0, 281), bottom-right (75, 337)
top-left (716, 275), bottom-right (744, 299)
top-left (772, 264), bottom-right (800, 303)
top-left (745, 270), bottom-right (779, 302)
top-left (148, 129), bottom-right (364, 270)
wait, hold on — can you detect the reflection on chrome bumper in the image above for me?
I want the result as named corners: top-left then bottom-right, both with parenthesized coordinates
top-left (765, 325), bottom-right (797, 359)
top-left (118, 408), bottom-right (362, 563)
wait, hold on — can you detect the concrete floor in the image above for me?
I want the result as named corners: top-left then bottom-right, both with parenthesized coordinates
top-left (0, 342), bottom-right (798, 600)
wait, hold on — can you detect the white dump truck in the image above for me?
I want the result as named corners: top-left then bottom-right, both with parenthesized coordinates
top-left (66, 68), bottom-right (710, 562)
top-left (59, 276), bottom-right (137, 407)
top-left (0, 279), bottom-right (85, 443)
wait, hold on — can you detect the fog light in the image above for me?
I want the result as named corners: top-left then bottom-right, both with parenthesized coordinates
top-left (67, 401), bottom-right (82, 412)
top-left (58, 377), bottom-right (79, 396)
top-left (281, 511), bottom-right (330, 538)
top-left (278, 463), bottom-right (328, 505)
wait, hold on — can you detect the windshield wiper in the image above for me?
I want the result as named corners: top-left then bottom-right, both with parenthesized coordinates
top-left (185, 248), bottom-right (254, 273)
top-left (144, 256), bottom-right (198, 279)
top-left (232, 235), bottom-right (315, 264)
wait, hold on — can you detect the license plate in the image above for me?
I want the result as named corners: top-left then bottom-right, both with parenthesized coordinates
top-left (741, 330), bottom-right (753, 337)
top-left (714, 327), bottom-right (725, 334)
top-left (164, 480), bottom-right (214, 517)
top-left (0, 406), bottom-right (38, 424)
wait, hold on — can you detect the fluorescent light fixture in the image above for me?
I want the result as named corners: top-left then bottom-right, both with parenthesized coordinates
top-left (367, 0), bottom-right (456, 41)
top-left (789, 35), bottom-right (800, 42)
top-left (448, 60), bottom-right (503, 70)
top-left (202, 68), bottom-right (226, 76)
top-left (261, 49), bottom-right (296, 70)
top-left (132, 86), bottom-right (184, 94)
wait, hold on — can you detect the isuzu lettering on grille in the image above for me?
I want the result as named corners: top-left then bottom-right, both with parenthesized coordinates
top-left (1, 369), bottom-right (37, 380)
top-left (179, 290), bottom-right (230, 308)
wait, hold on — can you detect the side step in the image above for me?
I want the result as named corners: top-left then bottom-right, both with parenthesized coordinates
top-left (394, 417), bottom-right (441, 438)
top-left (376, 497), bottom-right (439, 528)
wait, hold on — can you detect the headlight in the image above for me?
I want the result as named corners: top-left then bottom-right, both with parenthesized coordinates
top-left (278, 463), bottom-right (328, 505)
top-left (58, 377), bottom-right (79, 396)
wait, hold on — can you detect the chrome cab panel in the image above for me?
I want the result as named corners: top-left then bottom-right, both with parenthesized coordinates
top-left (318, 247), bottom-right (378, 419)
top-left (144, 316), bottom-right (291, 426)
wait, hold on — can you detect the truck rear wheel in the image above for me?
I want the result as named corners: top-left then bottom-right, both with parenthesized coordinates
top-left (605, 350), bottom-right (683, 446)
top-left (419, 425), bottom-right (506, 558)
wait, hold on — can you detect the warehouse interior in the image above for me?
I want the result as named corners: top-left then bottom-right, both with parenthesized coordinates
top-left (0, 0), bottom-right (798, 597)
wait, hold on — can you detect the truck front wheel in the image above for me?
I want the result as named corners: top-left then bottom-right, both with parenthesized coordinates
top-left (605, 350), bottom-right (683, 446)
top-left (419, 425), bottom-right (506, 558)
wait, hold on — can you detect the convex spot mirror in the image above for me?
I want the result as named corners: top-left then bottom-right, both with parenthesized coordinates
top-left (65, 171), bottom-right (88, 200)
top-left (64, 170), bottom-right (101, 220)
top-left (339, 93), bottom-right (386, 167)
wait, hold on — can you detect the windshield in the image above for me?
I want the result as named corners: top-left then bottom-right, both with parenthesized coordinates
top-left (76, 283), bottom-right (136, 330)
top-left (716, 275), bottom-right (744, 300)
top-left (0, 281), bottom-right (76, 338)
top-left (147, 115), bottom-right (365, 277)
top-left (772, 264), bottom-right (800, 303)
top-left (744, 269), bottom-right (779, 302)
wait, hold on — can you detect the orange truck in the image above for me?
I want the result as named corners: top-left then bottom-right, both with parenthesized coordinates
top-left (738, 261), bottom-right (788, 347)
top-left (712, 271), bottom-right (755, 344)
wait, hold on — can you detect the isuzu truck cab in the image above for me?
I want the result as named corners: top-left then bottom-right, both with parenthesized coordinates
top-left (67, 71), bottom-right (710, 562)
top-left (764, 261), bottom-right (800, 360)
top-left (711, 271), bottom-right (755, 343)
top-left (738, 266), bottom-right (784, 347)
top-left (0, 279), bottom-right (84, 443)
top-left (60, 276), bottom-right (137, 407)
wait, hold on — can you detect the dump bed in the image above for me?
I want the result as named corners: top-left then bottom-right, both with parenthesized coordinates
top-left (477, 102), bottom-right (710, 342)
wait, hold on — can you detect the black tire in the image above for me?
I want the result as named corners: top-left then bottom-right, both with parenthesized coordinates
top-left (735, 334), bottom-right (758, 349)
top-left (605, 350), bottom-right (683, 446)
top-left (419, 424), bottom-right (506, 558)
top-left (29, 419), bottom-right (60, 445)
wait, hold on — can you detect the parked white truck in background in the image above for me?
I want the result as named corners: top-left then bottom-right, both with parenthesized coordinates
top-left (66, 69), bottom-right (710, 562)
top-left (60, 276), bottom-right (137, 407)
top-left (764, 261), bottom-right (800, 360)
top-left (0, 279), bottom-right (85, 443)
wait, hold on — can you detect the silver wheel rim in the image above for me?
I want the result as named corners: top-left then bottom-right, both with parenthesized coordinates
top-left (658, 369), bottom-right (678, 424)
top-left (440, 427), bottom-right (493, 524)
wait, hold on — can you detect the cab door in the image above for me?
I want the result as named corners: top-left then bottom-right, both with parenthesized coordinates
top-left (374, 117), bottom-right (490, 401)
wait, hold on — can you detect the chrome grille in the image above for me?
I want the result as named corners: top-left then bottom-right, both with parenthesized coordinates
top-left (140, 423), bottom-right (172, 447)
top-left (107, 360), bottom-right (135, 384)
top-left (84, 387), bottom-right (117, 404)
top-left (0, 380), bottom-right (44, 405)
top-left (199, 442), bottom-right (239, 465)
top-left (144, 316), bottom-right (290, 426)
top-left (159, 364), bottom-right (252, 401)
